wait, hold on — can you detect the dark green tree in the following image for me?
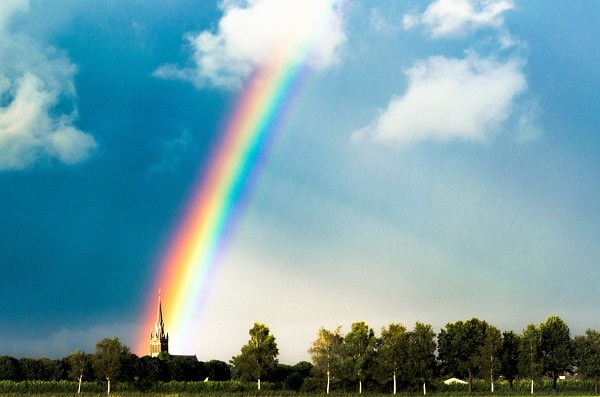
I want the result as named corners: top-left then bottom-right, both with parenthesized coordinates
top-left (166, 355), bottom-right (203, 381)
top-left (500, 331), bottom-right (520, 388)
top-left (376, 323), bottom-right (409, 394)
top-left (39, 358), bottom-right (65, 380)
top-left (407, 322), bottom-right (437, 395)
top-left (287, 360), bottom-right (312, 390)
top-left (19, 357), bottom-right (63, 381)
top-left (438, 318), bottom-right (490, 393)
top-left (270, 361), bottom-right (311, 391)
top-left (574, 329), bottom-right (600, 394)
top-left (93, 336), bottom-right (130, 394)
top-left (518, 323), bottom-right (543, 394)
top-left (540, 316), bottom-right (573, 389)
top-left (19, 358), bottom-right (42, 380)
top-left (231, 322), bottom-right (279, 390)
top-left (206, 359), bottom-right (231, 381)
top-left (308, 326), bottom-right (343, 394)
top-left (120, 352), bottom-right (142, 382)
top-left (341, 322), bottom-right (377, 394)
top-left (139, 356), bottom-right (169, 383)
top-left (0, 356), bottom-right (21, 380)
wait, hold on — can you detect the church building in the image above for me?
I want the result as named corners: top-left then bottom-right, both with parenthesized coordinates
top-left (150, 294), bottom-right (169, 357)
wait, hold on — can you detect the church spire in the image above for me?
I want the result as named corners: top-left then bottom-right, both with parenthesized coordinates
top-left (150, 290), bottom-right (169, 357)
top-left (155, 292), bottom-right (165, 338)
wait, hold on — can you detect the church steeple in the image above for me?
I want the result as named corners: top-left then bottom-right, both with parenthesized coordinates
top-left (150, 291), bottom-right (169, 357)
top-left (155, 295), bottom-right (165, 338)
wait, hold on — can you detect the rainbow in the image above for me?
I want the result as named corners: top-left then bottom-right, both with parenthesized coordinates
top-left (136, 2), bottom-right (343, 356)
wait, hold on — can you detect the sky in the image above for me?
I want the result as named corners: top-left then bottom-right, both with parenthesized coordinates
top-left (1, 0), bottom-right (600, 365)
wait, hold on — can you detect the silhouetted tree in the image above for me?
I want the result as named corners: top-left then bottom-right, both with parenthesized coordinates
top-left (206, 359), bottom-right (231, 381)
top-left (0, 356), bottom-right (21, 380)
top-left (19, 358), bottom-right (41, 380)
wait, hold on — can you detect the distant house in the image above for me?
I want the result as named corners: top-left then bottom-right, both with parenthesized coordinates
top-left (444, 377), bottom-right (468, 385)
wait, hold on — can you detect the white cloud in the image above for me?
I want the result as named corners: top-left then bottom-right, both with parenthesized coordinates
top-left (155, 0), bottom-right (347, 89)
top-left (353, 53), bottom-right (527, 145)
top-left (0, 0), bottom-right (28, 28)
top-left (404, 0), bottom-right (514, 38)
top-left (369, 8), bottom-right (400, 34)
top-left (0, 2), bottom-right (96, 171)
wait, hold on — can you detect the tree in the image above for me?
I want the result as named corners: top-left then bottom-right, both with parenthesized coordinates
top-left (407, 322), bottom-right (437, 395)
top-left (68, 349), bottom-right (91, 393)
top-left (206, 359), bottom-right (231, 381)
top-left (574, 329), bottom-right (600, 394)
top-left (18, 357), bottom-right (64, 381)
top-left (376, 323), bottom-right (409, 394)
top-left (500, 331), bottom-right (520, 389)
top-left (540, 316), bottom-right (573, 389)
top-left (231, 322), bottom-right (279, 390)
top-left (38, 358), bottom-right (65, 381)
top-left (140, 356), bottom-right (169, 383)
top-left (19, 358), bottom-right (42, 380)
top-left (438, 318), bottom-right (490, 393)
top-left (120, 352), bottom-right (142, 383)
top-left (0, 356), bottom-right (21, 380)
top-left (341, 322), bottom-right (377, 394)
top-left (309, 326), bottom-right (343, 394)
top-left (271, 361), bottom-right (312, 391)
top-left (473, 324), bottom-right (502, 393)
top-left (168, 355), bottom-right (204, 381)
top-left (518, 323), bottom-right (543, 394)
top-left (93, 336), bottom-right (130, 394)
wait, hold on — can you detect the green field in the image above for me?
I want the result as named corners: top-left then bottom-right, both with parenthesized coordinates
top-left (0, 392), bottom-right (597, 397)
top-left (0, 378), bottom-right (598, 396)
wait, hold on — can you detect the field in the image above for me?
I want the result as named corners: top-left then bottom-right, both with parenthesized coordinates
top-left (0, 379), bottom-right (598, 396)
top-left (0, 392), bottom-right (597, 397)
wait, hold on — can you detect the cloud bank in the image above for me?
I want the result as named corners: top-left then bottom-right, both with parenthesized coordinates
top-left (155, 0), bottom-right (347, 89)
top-left (403, 0), bottom-right (514, 38)
top-left (354, 54), bottom-right (526, 144)
top-left (0, 1), bottom-right (96, 171)
top-left (356, 0), bottom-right (535, 146)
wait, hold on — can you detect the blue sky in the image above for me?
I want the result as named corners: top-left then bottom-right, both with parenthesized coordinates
top-left (1, 0), bottom-right (600, 364)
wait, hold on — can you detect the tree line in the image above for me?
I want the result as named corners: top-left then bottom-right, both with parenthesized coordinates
top-left (0, 337), bottom-right (232, 394)
top-left (1, 316), bottom-right (600, 395)
top-left (232, 316), bottom-right (600, 394)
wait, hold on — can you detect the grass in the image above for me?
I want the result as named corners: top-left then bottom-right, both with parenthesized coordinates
top-left (0, 390), bottom-right (597, 396)
top-left (0, 378), bottom-right (597, 396)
